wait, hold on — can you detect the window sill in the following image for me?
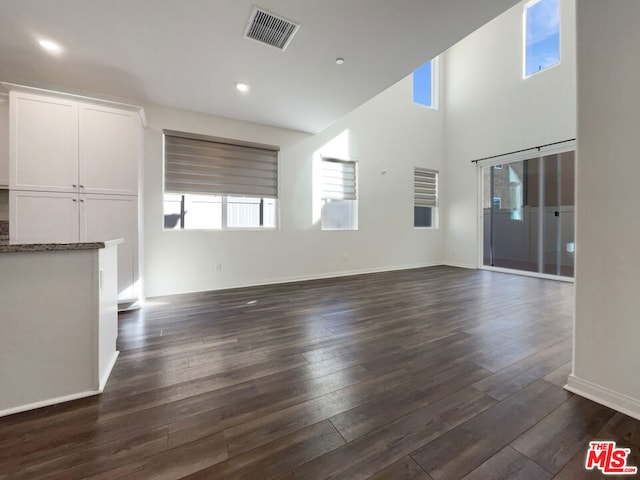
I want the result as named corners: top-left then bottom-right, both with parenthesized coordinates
top-left (321, 228), bottom-right (359, 231)
top-left (163, 227), bottom-right (278, 232)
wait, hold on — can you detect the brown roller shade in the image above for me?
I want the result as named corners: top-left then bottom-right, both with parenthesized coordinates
top-left (164, 131), bottom-right (279, 198)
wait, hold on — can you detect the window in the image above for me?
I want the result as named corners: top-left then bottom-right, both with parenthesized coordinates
top-left (413, 58), bottom-right (438, 108)
top-left (163, 131), bottom-right (279, 230)
top-left (414, 168), bottom-right (438, 228)
top-left (227, 196), bottom-right (276, 228)
top-left (164, 194), bottom-right (222, 229)
top-left (524, 0), bottom-right (560, 77)
top-left (321, 158), bottom-right (357, 230)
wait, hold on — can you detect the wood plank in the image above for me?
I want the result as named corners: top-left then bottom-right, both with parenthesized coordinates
top-left (459, 446), bottom-right (553, 480)
top-left (472, 339), bottom-right (572, 400)
top-left (167, 364), bottom-right (374, 448)
top-left (542, 361), bottom-right (572, 388)
top-left (102, 353), bottom-right (309, 398)
top-left (84, 432), bottom-right (227, 480)
top-left (292, 386), bottom-right (497, 480)
top-left (552, 445), bottom-right (610, 480)
top-left (369, 456), bottom-right (433, 480)
top-left (330, 362), bottom-right (491, 442)
top-left (511, 394), bottom-right (616, 473)
top-left (553, 411), bottom-right (640, 480)
top-left (224, 368), bottom-right (412, 456)
top-left (411, 379), bottom-right (571, 480)
top-left (2, 426), bottom-right (169, 480)
top-left (181, 421), bottom-right (344, 480)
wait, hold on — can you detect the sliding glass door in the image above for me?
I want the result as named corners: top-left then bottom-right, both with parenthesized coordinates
top-left (481, 150), bottom-right (575, 278)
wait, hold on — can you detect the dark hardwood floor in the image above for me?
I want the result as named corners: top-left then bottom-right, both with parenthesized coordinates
top-left (1, 266), bottom-right (639, 479)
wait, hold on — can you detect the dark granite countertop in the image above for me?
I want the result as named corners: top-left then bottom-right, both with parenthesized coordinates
top-left (0, 240), bottom-right (106, 253)
top-left (0, 220), bottom-right (124, 253)
top-left (0, 238), bottom-right (122, 253)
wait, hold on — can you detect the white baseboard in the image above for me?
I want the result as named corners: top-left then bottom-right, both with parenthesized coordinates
top-left (441, 261), bottom-right (477, 270)
top-left (565, 374), bottom-right (640, 421)
top-left (481, 265), bottom-right (574, 283)
top-left (99, 350), bottom-right (120, 392)
top-left (0, 390), bottom-right (100, 418)
top-left (146, 262), bottom-right (444, 299)
top-left (264, 262), bottom-right (443, 286)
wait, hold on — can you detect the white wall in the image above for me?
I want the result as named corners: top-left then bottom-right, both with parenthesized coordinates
top-left (566, 0), bottom-right (640, 419)
top-left (441, 0), bottom-right (576, 267)
top-left (143, 74), bottom-right (444, 297)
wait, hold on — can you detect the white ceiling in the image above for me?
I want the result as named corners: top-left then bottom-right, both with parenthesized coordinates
top-left (0, 0), bottom-right (518, 133)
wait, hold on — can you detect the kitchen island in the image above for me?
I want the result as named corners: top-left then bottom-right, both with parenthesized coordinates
top-left (0, 238), bottom-right (121, 417)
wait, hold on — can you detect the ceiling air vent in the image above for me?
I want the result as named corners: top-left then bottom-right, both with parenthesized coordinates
top-left (244, 7), bottom-right (300, 51)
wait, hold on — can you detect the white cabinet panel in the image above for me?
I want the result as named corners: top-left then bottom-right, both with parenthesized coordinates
top-left (79, 104), bottom-right (140, 195)
top-left (6, 86), bottom-right (143, 306)
top-left (10, 191), bottom-right (79, 243)
top-left (81, 194), bottom-right (138, 302)
top-left (0, 242), bottom-right (119, 415)
top-left (10, 92), bottom-right (78, 192)
top-left (0, 98), bottom-right (9, 187)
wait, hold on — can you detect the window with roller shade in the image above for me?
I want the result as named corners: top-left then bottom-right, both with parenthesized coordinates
top-left (163, 130), bottom-right (279, 230)
top-left (414, 167), bottom-right (438, 228)
top-left (321, 158), bottom-right (358, 230)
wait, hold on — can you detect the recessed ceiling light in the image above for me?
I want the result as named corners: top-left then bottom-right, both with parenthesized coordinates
top-left (236, 83), bottom-right (250, 93)
top-left (39, 39), bottom-right (63, 54)
top-left (335, 58), bottom-right (345, 65)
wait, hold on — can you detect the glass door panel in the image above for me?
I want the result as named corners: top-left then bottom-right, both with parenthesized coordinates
top-left (482, 160), bottom-right (538, 272)
top-left (542, 153), bottom-right (560, 275)
top-left (558, 151), bottom-right (575, 276)
top-left (482, 150), bottom-right (575, 278)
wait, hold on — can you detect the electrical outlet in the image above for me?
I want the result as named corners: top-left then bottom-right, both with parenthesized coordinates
top-left (215, 263), bottom-right (222, 272)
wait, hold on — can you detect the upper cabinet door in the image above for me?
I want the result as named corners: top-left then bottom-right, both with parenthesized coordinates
top-left (10, 92), bottom-right (79, 192)
top-left (79, 103), bottom-right (141, 195)
top-left (0, 98), bottom-right (9, 187)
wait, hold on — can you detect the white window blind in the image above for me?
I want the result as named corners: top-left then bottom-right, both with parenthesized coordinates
top-left (414, 168), bottom-right (438, 207)
top-left (164, 130), bottom-right (279, 198)
top-left (321, 158), bottom-right (357, 201)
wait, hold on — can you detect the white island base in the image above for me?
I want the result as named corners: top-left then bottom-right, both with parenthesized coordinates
top-left (0, 239), bottom-right (121, 417)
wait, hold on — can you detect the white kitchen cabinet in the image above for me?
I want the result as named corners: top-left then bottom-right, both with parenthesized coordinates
top-left (79, 103), bottom-right (141, 195)
top-left (0, 96), bottom-right (9, 187)
top-left (10, 191), bottom-right (138, 303)
top-left (9, 91), bottom-right (79, 192)
top-left (10, 190), bottom-right (79, 243)
top-left (8, 88), bottom-right (142, 195)
top-left (81, 194), bottom-right (138, 302)
top-left (4, 83), bottom-right (144, 307)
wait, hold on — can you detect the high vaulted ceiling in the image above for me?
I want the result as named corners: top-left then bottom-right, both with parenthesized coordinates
top-left (0, 0), bottom-right (518, 133)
